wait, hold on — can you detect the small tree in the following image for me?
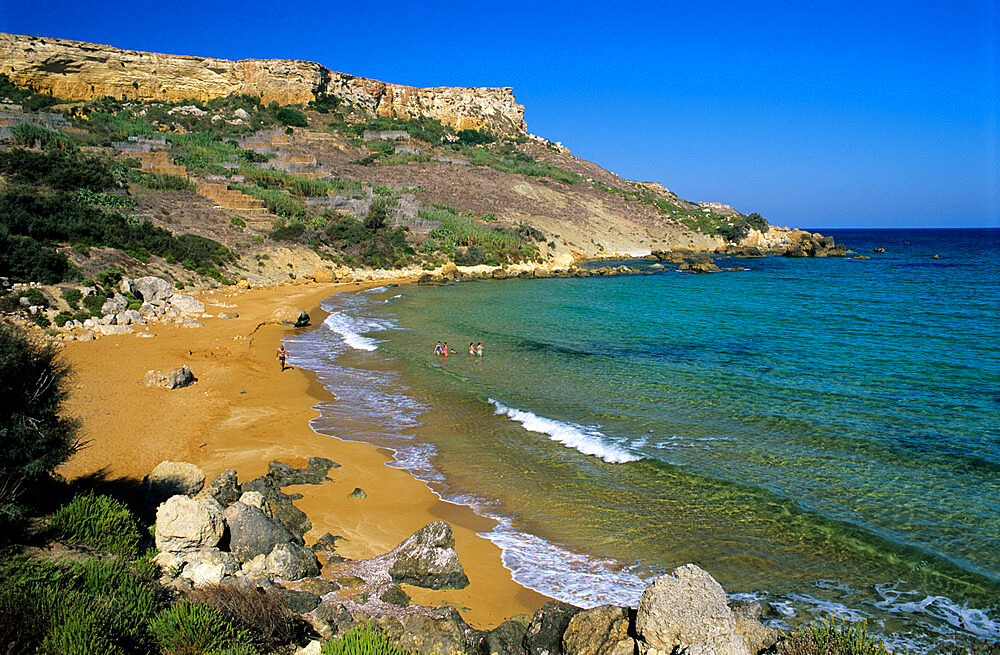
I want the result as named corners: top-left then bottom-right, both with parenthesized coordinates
top-left (0, 322), bottom-right (80, 524)
top-left (364, 198), bottom-right (393, 232)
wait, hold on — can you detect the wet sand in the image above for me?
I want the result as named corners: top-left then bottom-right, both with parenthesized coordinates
top-left (59, 279), bottom-right (549, 628)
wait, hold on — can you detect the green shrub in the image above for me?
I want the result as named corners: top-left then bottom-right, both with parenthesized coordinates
top-left (150, 601), bottom-right (258, 655)
top-left (131, 171), bottom-right (195, 191)
top-left (0, 322), bottom-right (80, 525)
top-left (252, 235), bottom-right (264, 244)
top-left (69, 188), bottom-right (138, 208)
top-left (10, 123), bottom-right (75, 151)
top-left (778, 618), bottom-right (890, 655)
top-left (0, 149), bottom-right (115, 191)
top-left (230, 216), bottom-right (246, 228)
top-left (48, 492), bottom-right (144, 559)
top-left (276, 106), bottom-right (308, 127)
top-left (82, 293), bottom-right (107, 317)
top-left (321, 624), bottom-right (411, 655)
top-left (456, 128), bottom-right (495, 145)
top-left (61, 288), bottom-right (83, 309)
top-left (53, 311), bottom-right (73, 327)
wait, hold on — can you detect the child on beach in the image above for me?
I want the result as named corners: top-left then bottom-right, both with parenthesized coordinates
top-left (434, 341), bottom-right (443, 356)
top-left (276, 345), bottom-right (288, 371)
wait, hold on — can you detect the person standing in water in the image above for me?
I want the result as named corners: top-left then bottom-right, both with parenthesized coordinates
top-left (276, 345), bottom-right (288, 371)
top-left (434, 341), bottom-right (442, 356)
top-left (469, 343), bottom-right (475, 356)
top-left (476, 343), bottom-right (484, 357)
top-left (443, 342), bottom-right (455, 359)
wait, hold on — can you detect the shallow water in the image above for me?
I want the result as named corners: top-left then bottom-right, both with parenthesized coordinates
top-left (285, 228), bottom-right (1000, 652)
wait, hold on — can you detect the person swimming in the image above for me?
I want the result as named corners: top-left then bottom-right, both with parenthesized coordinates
top-left (476, 342), bottom-right (484, 357)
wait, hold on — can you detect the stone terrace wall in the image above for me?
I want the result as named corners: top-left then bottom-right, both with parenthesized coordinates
top-left (0, 33), bottom-right (528, 137)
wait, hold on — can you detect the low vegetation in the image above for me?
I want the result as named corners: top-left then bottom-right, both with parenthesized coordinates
top-left (419, 207), bottom-right (540, 266)
top-left (778, 619), bottom-right (890, 654)
top-left (321, 624), bottom-right (411, 655)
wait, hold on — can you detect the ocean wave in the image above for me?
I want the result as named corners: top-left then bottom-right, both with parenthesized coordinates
top-left (384, 294), bottom-right (403, 303)
top-left (488, 399), bottom-right (642, 463)
top-left (322, 311), bottom-right (390, 351)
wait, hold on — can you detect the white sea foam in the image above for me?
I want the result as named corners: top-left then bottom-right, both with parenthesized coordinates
top-left (322, 311), bottom-right (390, 351)
top-left (384, 294), bottom-right (403, 303)
top-left (489, 399), bottom-right (642, 463)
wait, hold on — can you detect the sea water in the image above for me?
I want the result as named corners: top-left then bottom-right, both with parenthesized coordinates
top-left (284, 228), bottom-right (1000, 652)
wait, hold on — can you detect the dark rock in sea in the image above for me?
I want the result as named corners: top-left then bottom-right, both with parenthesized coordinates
top-left (679, 256), bottom-right (721, 273)
top-left (481, 618), bottom-right (529, 655)
top-left (873, 247), bottom-right (886, 253)
top-left (386, 521), bottom-right (470, 590)
top-left (379, 584), bottom-right (411, 607)
top-left (197, 468), bottom-right (241, 507)
top-left (267, 457), bottom-right (340, 486)
top-left (562, 605), bottom-right (635, 655)
top-left (524, 600), bottom-right (584, 655)
top-left (399, 607), bottom-right (473, 655)
top-left (278, 587), bottom-right (322, 614)
top-left (223, 501), bottom-right (297, 562)
top-left (297, 577), bottom-right (341, 597)
top-left (418, 273), bottom-right (443, 285)
top-left (348, 487), bottom-right (367, 499)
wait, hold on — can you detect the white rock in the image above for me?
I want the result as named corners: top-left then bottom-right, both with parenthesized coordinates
top-left (238, 491), bottom-right (273, 517)
top-left (154, 495), bottom-right (225, 552)
top-left (170, 294), bottom-right (205, 314)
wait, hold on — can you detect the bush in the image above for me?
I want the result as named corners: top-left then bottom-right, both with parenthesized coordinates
top-left (777, 618), bottom-right (890, 655)
top-left (189, 584), bottom-right (294, 652)
top-left (456, 128), bottom-right (495, 145)
top-left (276, 106), bottom-right (308, 128)
top-left (10, 123), bottom-right (75, 151)
top-left (0, 322), bottom-right (80, 525)
top-left (61, 288), bottom-right (83, 309)
top-left (48, 492), bottom-right (144, 559)
top-left (322, 624), bottom-right (410, 655)
top-left (230, 216), bottom-right (246, 228)
top-left (150, 601), bottom-right (258, 655)
top-left (0, 149), bottom-right (114, 191)
top-left (131, 171), bottom-right (195, 191)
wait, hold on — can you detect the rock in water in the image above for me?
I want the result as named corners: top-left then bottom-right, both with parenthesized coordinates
top-left (562, 605), bottom-right (635, 655)
top-left (155, 495), bottom-right (225, 552)
top-left (223, 500), bottom-right (297, 562)
top-left (143, 461), bottom-right (206, 508)
top-left (635, 564), bottom-right (750, 655)
top-left (386, 521), bottom-right (469, 590)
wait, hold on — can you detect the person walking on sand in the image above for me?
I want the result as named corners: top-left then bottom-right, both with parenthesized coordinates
top-left (476, 342), bottom-right (484, 357)
top-left (276, 345), bottom-right (288, 371)
top-left (434, 341), bottom-right (443, 356)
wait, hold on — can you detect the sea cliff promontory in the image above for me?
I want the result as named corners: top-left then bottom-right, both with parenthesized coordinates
top-left (0, 32), bottom-right (527, 137)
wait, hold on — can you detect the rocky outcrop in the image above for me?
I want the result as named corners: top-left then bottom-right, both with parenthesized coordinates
top-left (385, 521), bottom-right (469, 590)
top-left (270, 306), bottom-right (311, 327)
top-left (142, 460), bottom-right (205, 508)
top-left (0, 32), bottom-right (528, 137)
top-left (562, 605), bottom-right (635, 655)
top-left (635, 564), bottom-right (750, 655)
top-left (154, 495), bottom-right (225, 552)
top-left (223, 499), bottom-right (298, 563)
top-left (144, 365), bottom-right (197, 390)
top-left (524, 601), bottom-right (583, 655)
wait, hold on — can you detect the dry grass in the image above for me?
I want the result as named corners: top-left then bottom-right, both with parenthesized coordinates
top-left (189, 583), bottom-right (295, 651)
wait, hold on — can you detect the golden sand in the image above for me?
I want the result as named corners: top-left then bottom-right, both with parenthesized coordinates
top-left (59, 279), bottom-right (549, 628)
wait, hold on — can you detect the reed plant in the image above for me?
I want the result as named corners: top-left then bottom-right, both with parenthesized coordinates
top-left (48, 492), bottom-right (144, 559)
top-left (321, 624), bottom-right (411, 655)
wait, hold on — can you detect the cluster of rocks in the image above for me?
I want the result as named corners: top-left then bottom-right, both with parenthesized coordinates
top-left (145, 458), bottom-right (782, 655)
top-left (417, 263), bottom-right (648, 286)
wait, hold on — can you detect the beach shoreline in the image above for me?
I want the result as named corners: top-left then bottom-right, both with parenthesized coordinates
top-left (58, 276), bottom-right (550, 629)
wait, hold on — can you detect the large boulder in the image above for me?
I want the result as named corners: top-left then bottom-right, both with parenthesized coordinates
top-left (481, 618), bottom-right (529, 655)
top-left (265, 542), bottom-right (321, 581)
top-left (178, 547), bottom-right (241, 587)
top-left (562, 605), bottom-right (634, 655)
top-left (144, 366), bottom-right (197, 390)
top-left (197, 469), bottom-right (241, 507)
top-left (130, 276), bottom-right (174, 303)
top-left (729, 600), bottom-right (781, 654)
top-left (267, 458), bottom-right (339, 486)
top-left (679, 256), bottom-right (721, 273)
top-left (155, 495), bottom-right (225, 552)
top-left (525, 600), bottom-right (584, 655)
top-left (170, 294), bottom-right (205, 314)
top-left (223, 500), bottom-right (297, 563)
top-left (270, 306), bottom-right (310, 326)
top-left (635, 564), bottom-right (749, 655)
top-left (142, 461), bottom-right (205, 508)
top-left (398, 607), bottom-right (472, 655)
top-left (385, 521), bottom-right (469, 590)
top-left (241, 475), bottom-right (311, 541)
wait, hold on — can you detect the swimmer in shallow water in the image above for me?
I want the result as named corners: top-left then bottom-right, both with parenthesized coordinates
top-left (476, 343), bottom-right (484, 357)
top-left (434, 341), bottom-right (442, 356)
top-left (469, 343), bottom-right (475, 356)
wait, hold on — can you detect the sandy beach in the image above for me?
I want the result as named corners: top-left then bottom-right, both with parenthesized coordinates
top-left (59, 278), bottom-right (550, 629)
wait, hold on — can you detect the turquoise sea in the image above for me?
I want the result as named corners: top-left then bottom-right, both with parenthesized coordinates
top-left (285, 228), bottom-right (1000, 652)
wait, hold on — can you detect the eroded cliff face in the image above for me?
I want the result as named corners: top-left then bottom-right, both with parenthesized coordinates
top-left (0, 33), bottom-right (527, 137)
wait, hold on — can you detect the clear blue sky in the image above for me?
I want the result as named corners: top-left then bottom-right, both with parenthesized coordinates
top-left (2, 0), bottom-right (997, 228)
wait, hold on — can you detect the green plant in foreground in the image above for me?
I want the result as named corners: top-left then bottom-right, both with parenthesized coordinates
top-left (322, 624), bottom-right (411, 655)
top-left (151, 600), bottom-right (258, 655)
top-left (780, 618), bottom-right (890, 655)
top-left (48, 492), bottom-right (144, 559)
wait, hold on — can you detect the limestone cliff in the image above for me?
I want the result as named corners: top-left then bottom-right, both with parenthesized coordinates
top-left (0, 33), bottom-right (527, 137)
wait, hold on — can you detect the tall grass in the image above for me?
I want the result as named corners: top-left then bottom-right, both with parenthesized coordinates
top-left (321, 624), bottom-right (411, 655)
top-left (48, 492), bottom-right (144, 559)
top-left (238, 165), bottom-right (361, 197)
top-left (231, 183), bottom-right (306, 219)
top-left (150, 601), bottom-right (258, 655)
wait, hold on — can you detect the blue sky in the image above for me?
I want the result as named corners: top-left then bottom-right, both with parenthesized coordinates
top-left (2, 0), bottom-right (997, 228)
